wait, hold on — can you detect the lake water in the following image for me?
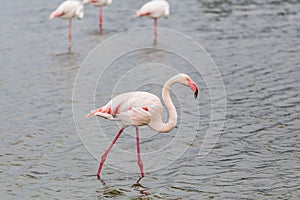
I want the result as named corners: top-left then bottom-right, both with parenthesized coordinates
top-left (1, 0), bottom-right (299, 199)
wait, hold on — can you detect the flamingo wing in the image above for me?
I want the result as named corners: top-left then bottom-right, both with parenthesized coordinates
top-left (117, 107), bottom-right (151, 127)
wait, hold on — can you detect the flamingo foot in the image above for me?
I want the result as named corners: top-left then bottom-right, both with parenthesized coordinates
top-left (131, 178), bottom-right (150, 195)
top-left (136, 176), bottom-right (144, 184)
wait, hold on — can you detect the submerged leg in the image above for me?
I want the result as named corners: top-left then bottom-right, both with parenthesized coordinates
top-left (68, 18), bottom-right (72, 51)
top-left (97, 127), bottom-right (124, 177)
top-left (136, 127), bottom-right (144, 178)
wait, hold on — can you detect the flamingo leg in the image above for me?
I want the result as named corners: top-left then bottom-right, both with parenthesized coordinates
top-left (97, 127), bottom-right (124, 177)
top-left (99, 7), bottom-right (103, 32)
top-left (68, 18), bottom-right (72, 51)
top-left (136, 127), bottom-right (145, 178)
top-left (154, 18), bottom-right (158, 43)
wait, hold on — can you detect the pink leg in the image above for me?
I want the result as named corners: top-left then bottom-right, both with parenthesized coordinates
top-left (68, 18), bottom-right (72, 51)
top-left (96, 127), bottom-right (124, 177)
top-left (99, 7), bottom-right (103, 32)
top-left (136, 127), bottom-right (144, 177)
top-left (154, 18), bottom-right (158, 43)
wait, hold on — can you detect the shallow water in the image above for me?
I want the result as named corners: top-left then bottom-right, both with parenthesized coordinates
top-left (1, 0), bottom-right (300, 199)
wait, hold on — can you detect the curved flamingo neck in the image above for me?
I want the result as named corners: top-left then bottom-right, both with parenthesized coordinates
top-left (149, 76), bottom-right (178, 133)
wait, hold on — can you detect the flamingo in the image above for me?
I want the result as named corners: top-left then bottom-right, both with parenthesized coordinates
top-left (83, 0), bottom-right (112, 32)
top-left (135, 0), bottom-right (170, 43)
top-left (49, 0), bottom-right (84, 51)
top-left (86, 73), bottom-right (198, 179)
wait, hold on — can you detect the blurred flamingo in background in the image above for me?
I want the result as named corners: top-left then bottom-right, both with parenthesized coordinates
top-left (83, 0), bottom-right (112, 32)
top-left (135, 0), bottom-right (170, 43)
top-left (49, 0), bottom-right (84, 51)
top-left (86, 73), bottom-right (198, 179)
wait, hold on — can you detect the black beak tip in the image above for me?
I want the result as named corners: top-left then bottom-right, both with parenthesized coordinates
top-left (194, 89), bottom-right (198, 99)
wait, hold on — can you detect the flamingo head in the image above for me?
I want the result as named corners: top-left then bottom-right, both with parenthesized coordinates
top-left (179, 74), bottom-right (198, 99)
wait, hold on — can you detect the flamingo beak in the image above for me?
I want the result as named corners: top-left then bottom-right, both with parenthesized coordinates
top-left (194, 88), bottom-right (198, 99)
top-left (187, 79), bottom-right (198, 99)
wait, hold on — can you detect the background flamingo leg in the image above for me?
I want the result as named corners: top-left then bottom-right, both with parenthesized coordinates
top-left (68, 18), bottom-right (72, 51)
top-left (96, 127), bottom-right (124, 177)
top-left (136, 127), bottom-right (145, 178)
top-left (154, 18), bottom-right (158, 43)
top-left (99, 7), bottom-right (103, 32)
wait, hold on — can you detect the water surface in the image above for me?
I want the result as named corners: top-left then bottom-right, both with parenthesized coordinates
top-left (1, 0), bottom-right (299, 199)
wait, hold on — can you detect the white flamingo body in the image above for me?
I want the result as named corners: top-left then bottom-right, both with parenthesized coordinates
top-left (86, 74), bottom-right (198, 178)
top-left (49, 0), bottom-right (83, 51)
top-left (136, 0), bottom-right (169, 19)
top-left (135, 0), bottom-right (170, 42)
top-left (88, 92), bottom-right (162, 127)
top-left (49, 0), bottom-right (83, 20)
